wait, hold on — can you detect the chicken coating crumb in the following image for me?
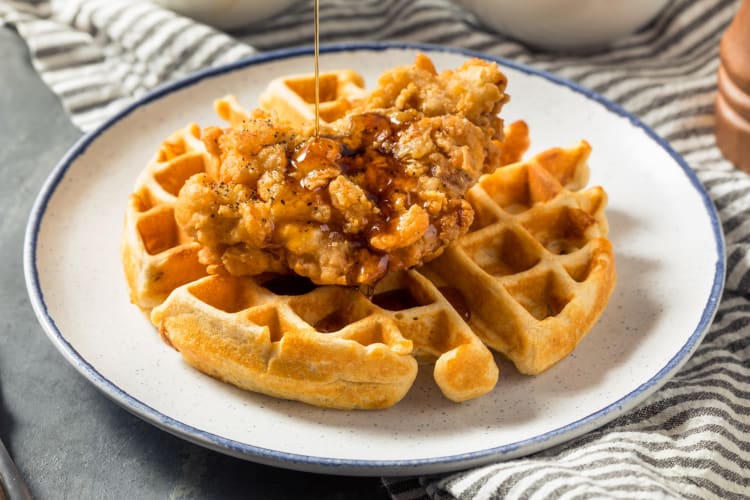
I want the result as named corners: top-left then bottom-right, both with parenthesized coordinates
top-left (175, 54), bottom-right (509, 285)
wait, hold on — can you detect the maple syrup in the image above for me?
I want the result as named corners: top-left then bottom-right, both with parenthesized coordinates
top-left (371, 288), bottom-right (421, 311)
top-left (313, 0), bottom-right (320, 137)
top-left (371, 286), bottom-right (471, 321)
top-left (437, 286), bottom-right (471, 321)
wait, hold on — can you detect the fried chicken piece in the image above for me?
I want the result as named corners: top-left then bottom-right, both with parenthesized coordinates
top-left (175, 54), bottom-right (509, 285)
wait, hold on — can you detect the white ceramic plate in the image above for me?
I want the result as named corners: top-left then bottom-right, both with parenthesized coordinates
top-left (24, 43), bottom-right (724, 476)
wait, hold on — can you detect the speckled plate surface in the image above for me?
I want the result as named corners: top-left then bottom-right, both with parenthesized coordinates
top-left (24, 43), bottom-right (724, 476)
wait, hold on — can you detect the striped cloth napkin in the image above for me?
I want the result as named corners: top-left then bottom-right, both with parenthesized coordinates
top-left (2, 0), bottom-right (748, 498)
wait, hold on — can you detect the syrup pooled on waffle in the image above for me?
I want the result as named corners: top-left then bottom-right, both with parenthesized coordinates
top-left (121, 60), bottom-right (615, 410)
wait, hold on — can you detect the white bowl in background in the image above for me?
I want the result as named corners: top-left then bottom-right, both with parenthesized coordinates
top-left (453, 0), bottom-right (671, 51)
top-left (152, 0), bottom-right (302, 30)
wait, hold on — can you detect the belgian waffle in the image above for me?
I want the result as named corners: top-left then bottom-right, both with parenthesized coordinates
top-left (121, 67), bottom-right (615, 409)
top-left (150, 273), bottom-right (419, 410)
top-left (122, 126), bottom-right (613, 408)
top-left (124, 124), bottom-right (499, 409)
top-left (121, 123), bottom-right (208, 314)
top-left (422, 140), bottom-right (616, 375)
top-left (150, 268), bottom-right (499, 409)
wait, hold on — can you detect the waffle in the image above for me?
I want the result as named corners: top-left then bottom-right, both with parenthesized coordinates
top-left (151, 268), bottom-right (499, 409)
top-left (121, 123), bottom-right (209, 314)
top-left (422, 140), bottom-right (616, 375)
top-left (125, 124), bottom-right (499, 409)
top-left (121, 65), bottom-right (614, 408)
top-left (257, 69), bottom-right (366, 125)
top-left (150, 273), bottom-right (419, 409)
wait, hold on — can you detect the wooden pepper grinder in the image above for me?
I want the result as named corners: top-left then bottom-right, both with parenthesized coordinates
top-left (716, 0), bottom-right (750, 172)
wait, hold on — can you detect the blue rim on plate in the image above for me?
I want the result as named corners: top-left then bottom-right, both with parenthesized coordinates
top-left (23, 42), bottom-right (726, 474)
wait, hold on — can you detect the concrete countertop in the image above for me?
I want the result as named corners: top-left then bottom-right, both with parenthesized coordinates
top-left (0, 27), bottom-right (391, 500)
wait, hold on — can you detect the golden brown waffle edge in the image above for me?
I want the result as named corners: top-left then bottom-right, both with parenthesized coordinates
top-left (121, 123), bottom-right (208, 315)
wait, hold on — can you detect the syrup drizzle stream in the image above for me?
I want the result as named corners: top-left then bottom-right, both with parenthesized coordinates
top-left (313, 0), bottom-right (320, 137)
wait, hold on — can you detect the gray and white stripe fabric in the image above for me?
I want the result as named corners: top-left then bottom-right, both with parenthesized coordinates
top-left (0, 0), bottom-right (256, 130)
top-left (2, 0), bottom-right (748, 498)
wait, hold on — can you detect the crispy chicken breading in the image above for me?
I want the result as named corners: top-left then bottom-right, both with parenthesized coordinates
top-left (175, 54), bottom-right (509, 285)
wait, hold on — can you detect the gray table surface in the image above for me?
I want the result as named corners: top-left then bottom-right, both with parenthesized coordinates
top-left (0, 27), bottom-right (392, 500)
